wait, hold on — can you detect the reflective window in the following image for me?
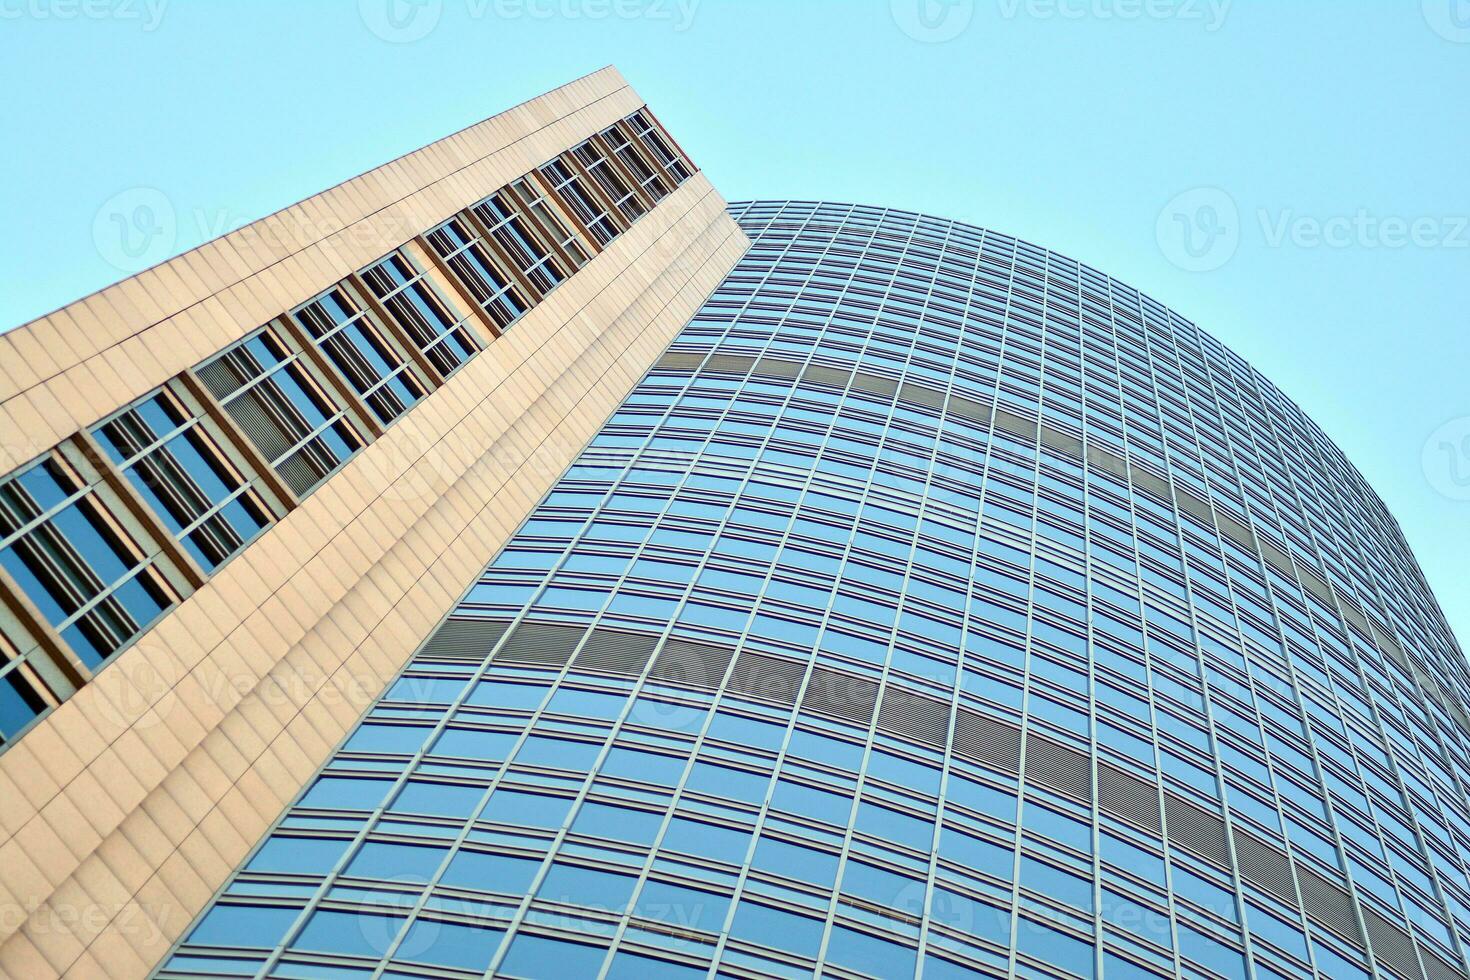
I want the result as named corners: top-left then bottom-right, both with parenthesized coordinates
top-left (94, 388), bottom-right (272, 570)
top-left (423, 217), bottom-right (528, 330)
top-left (538, 158), bottom-right (619, 246)
top-left (292, 286), bottom-right (425, 423)
top-left (572, 137), bottom-right (646, 223)
top-left (195, 327), bottom-right (364, 496)
top-left (0, 454), bottom-right (172, 680)
top-left (470, 191), bottom-right (567, 295)
top-left (361, 252), bottom-right (479, 378)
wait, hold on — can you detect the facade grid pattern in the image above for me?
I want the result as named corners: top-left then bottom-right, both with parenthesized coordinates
top-left (162, 202), bottom-right (1469, 980)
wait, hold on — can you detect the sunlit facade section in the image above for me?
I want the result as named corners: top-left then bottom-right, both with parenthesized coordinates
top-left (164, 202), bottom-right (1470, 980)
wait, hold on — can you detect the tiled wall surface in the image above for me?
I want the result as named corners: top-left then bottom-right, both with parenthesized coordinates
top-left (0, 67), bottom-right (747, 978)
top-left (0, 66), bottom-right (652, 468)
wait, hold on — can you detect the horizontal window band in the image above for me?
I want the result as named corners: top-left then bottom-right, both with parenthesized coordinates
top-left (648, 348), bottom-right (1470, 739)
top-left (405, 614), bottom-right (1432, 968)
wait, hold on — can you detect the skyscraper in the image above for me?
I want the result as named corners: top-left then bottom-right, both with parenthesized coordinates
top-left (0, 69), bottom-right (746, 977)
top-left (153, 200), bottom-right (1470, 980)
top-left (2, 79), bottom-right (1466, 980)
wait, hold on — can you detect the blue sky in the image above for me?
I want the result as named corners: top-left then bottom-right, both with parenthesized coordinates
top-left (1, 0), bottom-right (1466, 645)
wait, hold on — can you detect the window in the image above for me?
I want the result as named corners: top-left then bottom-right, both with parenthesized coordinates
top-left (343, 841), bottom-right (448, 882)
top-left (539, 158), bottom-right (619, 246)
top-left (0, 107), bottom-right (684, 757)
top-left (298, 775), bottom-right (395, 811)
top-left (0, 453), bottom-right (174, 672)
top-left (606, 951), bottom-right (706, 980)
top-left (479, 788), bottom-right (573, 828)
top-left (1015, 916), bottom-right (1095, 978)
top-left (186, 903), bottom-right (301, 950)
top-left (360, 251), bottom-right (479, 378)
top-left (245, 835), bottom-right (351, 875)
top-left (292, 908), bottom-right (403, 959)
top-left (440, 849), bottom-right (541, 893)
top-left (93, 388), bottom-right (274, 572)
top-left (0, 661), bottom-right (49, 746)
top-left (728, 900), bottom-right (825, 957)
top-left (572, 137), bottom-right (647, 222)
top-left (195, 328), bottom-right (365, 497)
top-left (634, 880), bottom-right (730, 934)
top-left (423, 218), bottom-right (528, 330)
top-left (499, 934), bottom-right (603, 978)
top-left (826, 926), bottom-right (917, 978)
top-left (510, 176), bottom-right (590, 268)
top-left (626, 109), bottom-right (691, 185)
top-left (397, 919), bottom-right (504, 972)
top-left (291, 286), bottom-right (426, 424)
top-left (600, 122), bottom-right (670, 203)
top-left (469, 191), bottom-right (566, 296)
top-left (571, 800), bottom-right (664, 845)
top-left (390, 779), bottom-right (485, 818)
top-left (538, 862), bottom-right (638, 912)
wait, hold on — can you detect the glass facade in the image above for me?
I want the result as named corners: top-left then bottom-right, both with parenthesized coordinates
top-left (163, 202), bottom-right (1470, 980)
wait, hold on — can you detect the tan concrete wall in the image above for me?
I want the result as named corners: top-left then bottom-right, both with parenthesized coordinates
top-left (0, 65), bottom-right (638, 471)
top-left (0, 69), bottom-right (748, 979)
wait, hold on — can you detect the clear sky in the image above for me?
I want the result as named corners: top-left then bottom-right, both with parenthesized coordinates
top-left (1, 0), bottom-right (1465, 647)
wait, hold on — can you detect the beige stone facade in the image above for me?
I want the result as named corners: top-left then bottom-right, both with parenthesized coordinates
top-left (0, 66), bottom-right (747, 978)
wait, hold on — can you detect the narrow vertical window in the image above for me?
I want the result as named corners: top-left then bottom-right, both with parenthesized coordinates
top-left (572, 138), bottom-right (647, 223)
top-left (195, 329), bottom-right (365, 498)
top-left (0, 655), bottom-right (50, 747)
top-left (539, 158), bottom-right (620, 246)
top-left (600, 122), bottom-right (670, 203)
top-left (360, 252), bottom-right (480, 378)
top-left (293, 287), bottom-right (427, 424)
top-left (469, 192), bottom-right (566, 295)
top-left (626, 109), bottom-right (692, 185)
top-left (510, 177), bottom-right (590, 269)
top-left (92, 389), bottom-right (274, 573)
top-left (424, 218), bottom-right (529, 330)
top-left (0, 455), bottom-right (174, 669)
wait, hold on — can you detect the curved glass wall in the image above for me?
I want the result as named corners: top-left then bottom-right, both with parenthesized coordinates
top-left (160, 202), bottom-right (1470, 980)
